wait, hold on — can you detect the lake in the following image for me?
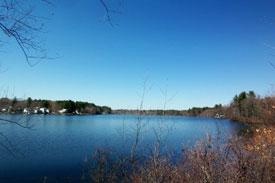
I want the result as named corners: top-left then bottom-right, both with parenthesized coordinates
top-left (0, 114), bottom-right (244, 182)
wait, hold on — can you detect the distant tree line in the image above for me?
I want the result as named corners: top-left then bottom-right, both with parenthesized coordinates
top-left (114, 91), bottom-right (275, 125)
top-left (0, 98), bottom-right (111, 115)
top-left (1, 91), bottom-right (274, 124)
top-left (187, 91), bottom-right (275, 124)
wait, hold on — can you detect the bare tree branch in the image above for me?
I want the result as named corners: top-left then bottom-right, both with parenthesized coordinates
top-left (0, 0), bottom-right (51, 66)
top-left (99, 0), bottom-right (114, 27)
top-left (0, 117), bottom-right (33, 129)
top-left (269, 61), bottom-right (275, 70)
top-left (99, 0), bottom-right (123, 27)
top-left (0, 132), bottom-right (16, 157)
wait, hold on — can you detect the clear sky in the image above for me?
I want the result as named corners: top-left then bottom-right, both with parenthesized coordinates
top-left (1, 0), bottom-right (275, 109)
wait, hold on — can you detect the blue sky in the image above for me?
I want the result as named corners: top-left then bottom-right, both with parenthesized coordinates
top-left (1, 0), bottom-right (275, 109)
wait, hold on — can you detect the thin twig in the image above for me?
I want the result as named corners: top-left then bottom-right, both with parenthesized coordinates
top-left (0, 117), bottom-right (32, 129)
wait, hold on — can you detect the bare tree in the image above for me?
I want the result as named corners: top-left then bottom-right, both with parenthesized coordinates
top-left (0, 0), bottom-right (52, 66)
top-left (0, 0), bottom-right (121, 157)
top-left (0, 0), bottom-right (50, 156)
top-left (0, 0), bottom-right (52, 124)
top-left (0, 0), bottom-right (122, 67)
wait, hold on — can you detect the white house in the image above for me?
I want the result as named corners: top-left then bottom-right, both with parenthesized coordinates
top-left (58, 108), bottom-right (67, 114)
top-left (23, 108), bottom-right (30, 114)
top-left (38, 108), bottom-right (50, 114)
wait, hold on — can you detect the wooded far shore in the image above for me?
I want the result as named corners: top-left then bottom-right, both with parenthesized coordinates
top-left (0, 91), bottom-right (274, 125)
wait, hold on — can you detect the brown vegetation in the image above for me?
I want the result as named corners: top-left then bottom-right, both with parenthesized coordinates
top-left (83, 92), bottom-right (275, 182)
top-left (225, 92), bottom-right (275, 125)
top-left (82, 126), bottom-right (274, 183)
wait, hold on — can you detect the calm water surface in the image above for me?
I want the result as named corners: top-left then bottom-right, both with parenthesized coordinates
top-left (0, 114), bottom-right (244, 182)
